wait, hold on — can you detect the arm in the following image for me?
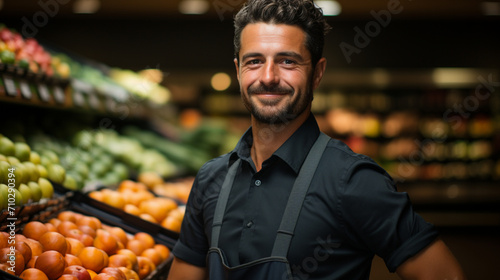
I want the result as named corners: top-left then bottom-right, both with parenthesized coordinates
top-left (167, 257), bottom-right (207, 280)
top-left (396, 238), bottom-right (466, 280)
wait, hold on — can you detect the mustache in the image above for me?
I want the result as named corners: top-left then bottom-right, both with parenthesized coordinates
top-left (247, 84), bottom-right (294, 95)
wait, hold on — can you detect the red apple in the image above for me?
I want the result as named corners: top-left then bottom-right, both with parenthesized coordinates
top-left (63, 265), bottom-right (91, 280)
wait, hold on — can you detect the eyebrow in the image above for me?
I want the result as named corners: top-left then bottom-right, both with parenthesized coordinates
top-left (241, 51), bottom-right (304, 62)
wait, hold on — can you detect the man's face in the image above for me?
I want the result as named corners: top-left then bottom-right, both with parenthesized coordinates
top-left (235, 23), bottom-right (325, 125)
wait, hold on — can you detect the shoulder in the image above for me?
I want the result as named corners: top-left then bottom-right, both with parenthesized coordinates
top-left (322, 138), bottom-right (391, 184)
top-left (191, 153), bottom-right (232, 195)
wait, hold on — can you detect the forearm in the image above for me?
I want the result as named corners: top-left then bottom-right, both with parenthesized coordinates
top-left (167, 257), bottom-right (207, 280)
top-left (396, 238), bottom-right (466, 280)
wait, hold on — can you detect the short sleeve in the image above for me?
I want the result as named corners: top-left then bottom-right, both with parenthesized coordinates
top-left (172, 165), bottom-right (211, 267)
top-left (338, 159), bottom-right (439, 272)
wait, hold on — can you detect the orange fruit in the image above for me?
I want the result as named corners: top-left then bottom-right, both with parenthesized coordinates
top-left (153, 244), bottom-right (170, 260)
top-left (123, 204), bottom-right (141, 216)
top-left (102, 190), bottom-right (125, 209)
top-left (65, 253), bottom-right (82, 266)
top-left (76, 216), bottom-right (102, 231)
top-left (23, 221), bottom-right (49, 241)
top-left (66, 238), bottom-right (85, 256)
top-left (19, 268), bottom-right (49, 280)
top-left (26, 255), bottom-right (39, 269)
top-left (35, 250), bottom-right (67, 280)
top-left (0, 248), bottom-right (25, 275)
top-left (15, 240), bottom-right (33, 265)
top-left (93, 229), bottom-right (119, 256)
top-left (107, 227), bottom-right (128, 246)
top-left (77, 234), bottom-right (94, 247)
top-left (137, 172), bottom-right (163, 189)
top-left (87, 269), bottom-right (98, 280)
top-left (58, 211), bottom-right (78, 223)
top-left (78, 247), bottom-right (109, 273)
top-left (116, 249), bottom-right (138, 271)
top-left (161, 216), bottom-right (182, 232)
top-left (88, 191), bottom-right (104, 201)
top-left (139, 213), bottom-right (157, 223)
top-left (136, 256), bottom-right (155, 280)
top-left (133, 232), bottom-right (155, 249)
top-left (49, 218), bottom-right (62, 228)
top-left (45, 223), bottom-right (58, 232)
top-left (24, 238), bottom-right (43, 257)
top-left (108, 254), bottom-right (133, 270)
top-left (78, 225), bottom-right (97, 238)
top-left (118, 267), bottom-right (140, 280)
top-left (57, 221), bottom-right (79, 237)
top-left (141, 248), bottom-right (164, 266)
top-left (0, 232), bottom-right (8, 249)
top-left (125, 239), bottom-right (145, 256)
top-left (39, 232), bottom-right (68, 255)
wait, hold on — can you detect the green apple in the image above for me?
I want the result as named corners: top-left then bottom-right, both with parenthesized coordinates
top-left (29, 151), bottom-right (41, 164)
top-left (41, 150), bottom-right (60, 165)
top-left (7, 156), bottom-right (20, 166)
top-left (28, 181), bottom-right (42, 202)
top-left (14, 142), bottom-right (31, 162)
top-left (63, 174), bottom-right (78, 191)
top-left (37, 164), bottom-right (48, 178)
top-left (0, 161), bottom-right (10, 184)
top-left (17, 183), bottom-right (31, 204)
top-left (13, 187), bottom-right (23, 206)
top-left (0, 154), bottom-right (6, 161)
top-left (47, 164), bottom-right (66, 184)
top-left (0, 137), bottom-right (15, 156)
top-left (22, 161), bottom-right (40, 182)
top-left (38, 177), bottom-right (54, 199)
top-left (0, 184), bottom-right (8, 209)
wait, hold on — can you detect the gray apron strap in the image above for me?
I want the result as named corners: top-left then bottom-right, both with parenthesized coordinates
top-left (211, 158), bottom-right (241, 247)
top-left (271, 132), bottom-right (330, 257)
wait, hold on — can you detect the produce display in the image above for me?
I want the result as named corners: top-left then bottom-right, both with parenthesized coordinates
top-left (88, 174), bottom-right (190, 233)
top-left (0, 134), bottom-right (56, 209)
top-left (0, 210), bottom-right (171, 279)
top-left (0, 24), bottom-right (69, 79)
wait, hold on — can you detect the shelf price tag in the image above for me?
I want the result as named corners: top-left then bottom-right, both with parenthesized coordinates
top-left (53, 86), bottom-right (65, 104)
top-left (38, 83), bottom-right (51, 102)
top-left (3, 75), bottom-right (18, 97)
top-left (88, 93), bottom-right (100, 110)
top-left (73, 91), bottom-right (86, 107)
top-left (19, 79), bottom-right (32, 99)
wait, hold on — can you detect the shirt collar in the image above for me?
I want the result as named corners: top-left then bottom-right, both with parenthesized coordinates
top-left (229, 114), bottom-right (320, 174)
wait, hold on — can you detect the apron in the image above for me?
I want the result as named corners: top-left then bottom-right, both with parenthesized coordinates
top-left (207, 133), bottom-right (330, 280)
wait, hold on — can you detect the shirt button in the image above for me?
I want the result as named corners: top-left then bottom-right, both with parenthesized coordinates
top-left (254, 180), bottom-right (261, 186)
top-left (246, 221), bottom-right (253, 228)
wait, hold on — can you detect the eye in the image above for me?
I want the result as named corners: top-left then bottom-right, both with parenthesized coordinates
top-left (283, 59), bottom-right (296, 65)
top-left (246, 59), bottom-right (261, 65)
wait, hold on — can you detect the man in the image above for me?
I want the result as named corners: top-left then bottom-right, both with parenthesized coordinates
top-left (168, 0), bottom-right (466, 279)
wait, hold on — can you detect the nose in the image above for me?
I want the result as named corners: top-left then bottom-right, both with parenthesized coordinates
top-left (260, 60), bottom-right (279, 86)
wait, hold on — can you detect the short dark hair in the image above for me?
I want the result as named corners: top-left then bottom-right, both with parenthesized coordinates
top-left (234, 0), bottom-right (331, 67)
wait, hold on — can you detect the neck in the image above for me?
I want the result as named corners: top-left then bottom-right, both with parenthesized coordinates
top-left (251, 109), bottom-right (311, 171)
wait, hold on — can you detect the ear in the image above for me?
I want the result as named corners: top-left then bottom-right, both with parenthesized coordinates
top-left (312, 57), bottom-right (327, 90)
top-left (234, 58), bottom-right (240, 82)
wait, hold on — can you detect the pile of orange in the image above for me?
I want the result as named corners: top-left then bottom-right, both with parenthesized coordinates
top-left (0, 210), bottom-right (171, 280)
top-left (88, 178), bottom-right (185, 233)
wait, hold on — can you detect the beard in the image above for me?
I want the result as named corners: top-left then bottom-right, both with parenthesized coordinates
top-left (241, 81), bottom-right (314, 125)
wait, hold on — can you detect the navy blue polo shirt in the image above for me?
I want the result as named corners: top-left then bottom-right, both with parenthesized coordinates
top-left (173, 114), bottom-right (438, 279)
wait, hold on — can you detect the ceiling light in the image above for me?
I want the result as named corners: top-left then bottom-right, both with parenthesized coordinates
top-left (73, 0), bottom-right (100, 14)
top-left (211, 72), bottom-right (231, 91)
top-left (179, 0), bottom-right (210, 15)
top-left (481, 2), bottom-right (500, 16)
top-left (315, 0), bottom-right (342, 16)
